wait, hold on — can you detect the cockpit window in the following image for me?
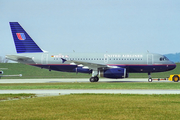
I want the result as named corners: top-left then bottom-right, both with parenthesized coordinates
top-left (160, 57), bottom-right (164, 61)
top-left (164, 56), bottom-right (169, 60)
top-left (160, 56), bottom-right (169, 61)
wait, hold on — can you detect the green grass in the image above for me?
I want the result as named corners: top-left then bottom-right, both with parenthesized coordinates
top-left (0, 82), bottom-right (180, 90)
top-left (0, 63), bottom-right (180, 79)
top-left (0, 94), bottom-right (180, 120)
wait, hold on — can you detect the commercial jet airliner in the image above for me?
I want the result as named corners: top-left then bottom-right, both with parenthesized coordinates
top-left (6, 22), bottom-right (176, 82)
top-left (0, 68), bottom-right (22, 78)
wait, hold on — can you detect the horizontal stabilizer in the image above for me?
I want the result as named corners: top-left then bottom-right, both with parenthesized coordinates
top-left (6, 55), bottom-right (32, 61)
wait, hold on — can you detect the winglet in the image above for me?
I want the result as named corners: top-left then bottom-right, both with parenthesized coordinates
top-left (61, 58), bottom-right (67, 63)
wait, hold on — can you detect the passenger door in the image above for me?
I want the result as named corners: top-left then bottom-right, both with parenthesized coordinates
top-left (41, 54), bottom-right (48, 64)
top-left (147, 54), bottom-right (153, 65)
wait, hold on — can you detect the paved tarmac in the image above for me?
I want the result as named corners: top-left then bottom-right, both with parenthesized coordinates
top-left (0, 78), bottom-right (171, 83)
top-left (0, 78), bottom-right (178, 95)
top-left (1, 89), bottom-right (180, 95)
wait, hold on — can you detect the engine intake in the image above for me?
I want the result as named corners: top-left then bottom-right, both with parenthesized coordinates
top-left (0, 71), bottom-right (3, 74)
top-left (73, 67), bottom-right (92, 74)
top-left (100, 68), bottom-right (126, 79)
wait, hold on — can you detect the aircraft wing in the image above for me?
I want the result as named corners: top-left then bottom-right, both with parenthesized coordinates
top-left (61, 58), bottom-right (116, 70)
top-left (6, 55), bottom-right (32, 61)
top-left (0, 74), bottom-right (22, 78)
top-left (73, 61), bottom-right (107, 70)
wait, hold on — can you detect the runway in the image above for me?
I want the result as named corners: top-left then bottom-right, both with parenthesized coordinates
top-left (0, 78), bottom-right (178, 95)
top-left (0, 78), bottom-right (171, 83)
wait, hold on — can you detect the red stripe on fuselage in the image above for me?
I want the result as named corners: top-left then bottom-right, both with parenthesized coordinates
top-left (107, 64), bottom-right (173, 66)
top-left (28, 64), bottom-right (173, 66)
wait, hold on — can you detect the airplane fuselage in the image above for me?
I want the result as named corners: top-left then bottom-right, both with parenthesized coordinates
top-left (9, 52), bottom-right (176, 74)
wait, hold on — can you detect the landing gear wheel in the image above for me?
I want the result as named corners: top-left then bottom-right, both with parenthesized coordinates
top-left (148, 78), bottom-right (153, 82)
top-left (90, 77), bottom-right (99, 82)
top-left (94, 76), bottom-right (99, 82)
top-left (173, 75), bottom-right (179, 82)
top-left (90, 77), bottom-right (95, 82)
top-left (148, 72), bottom-right (152, 82)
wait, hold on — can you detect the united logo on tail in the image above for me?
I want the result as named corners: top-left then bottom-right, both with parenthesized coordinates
top-left (16, 33), bottom-right (26, 40)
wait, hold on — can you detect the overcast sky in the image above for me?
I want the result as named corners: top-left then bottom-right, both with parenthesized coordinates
top-left (1, 0), bottom-right (180, 57)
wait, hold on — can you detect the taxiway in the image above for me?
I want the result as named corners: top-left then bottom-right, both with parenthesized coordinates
top-left (0, 78), bottom-right (171, 83)
top-left (1, 89), bottom-right (180, 95)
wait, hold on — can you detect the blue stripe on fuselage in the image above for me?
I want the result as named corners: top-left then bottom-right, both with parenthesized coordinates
top-left (31, 64), bottom-right (77, 72)
top-left (29, 64), bottom-right (176, 73)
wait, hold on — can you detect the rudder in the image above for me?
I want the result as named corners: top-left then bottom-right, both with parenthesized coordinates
top-left (9, 22), bottom-right (43, 53)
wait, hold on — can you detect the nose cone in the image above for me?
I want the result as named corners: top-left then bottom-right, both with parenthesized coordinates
top-left (169, 62), bottom-right (176, 70)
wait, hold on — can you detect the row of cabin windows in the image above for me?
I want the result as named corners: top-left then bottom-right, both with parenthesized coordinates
top-left (54, 58), bottom-right (143, 61)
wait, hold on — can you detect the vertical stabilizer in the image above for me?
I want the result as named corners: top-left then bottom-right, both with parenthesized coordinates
top-left (9, 22), bottom-right (43, 53)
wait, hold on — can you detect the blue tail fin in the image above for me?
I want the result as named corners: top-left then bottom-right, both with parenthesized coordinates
top-left (9, 22), bottom-right (43, 53)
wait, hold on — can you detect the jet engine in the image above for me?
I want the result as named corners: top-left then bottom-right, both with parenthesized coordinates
top-left (73, 67), bottom-right (92, 74)
top-left (0, 71), bottom-right (3, 74)
top-left (100, 68), bottom-right (126, 79)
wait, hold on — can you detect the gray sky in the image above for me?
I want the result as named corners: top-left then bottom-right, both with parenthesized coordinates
top-left (1, 0), bottom-right (180, 57)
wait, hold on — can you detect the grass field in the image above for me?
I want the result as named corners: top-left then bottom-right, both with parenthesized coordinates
top-left (0, 82), bottom-right (180, 90)
top-left (0, 63), bottom-right (180, 79)
top-left (0, 94), bottom-right (180, 120)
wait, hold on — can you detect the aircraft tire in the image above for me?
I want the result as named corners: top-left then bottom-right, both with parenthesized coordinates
top-left (148, 78), bottom-right (153, 82)
top-left (94, 76), bottom-right (99, 82)
top-left (90, 77), bottom-right (94, 82)
top-left (172, 75), bottom-right (179, 82)
top-left (90, 77), bottom-right (99, 82)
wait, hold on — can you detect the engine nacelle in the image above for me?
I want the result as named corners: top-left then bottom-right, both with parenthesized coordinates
top-left (73, 67), bottom-right (92, 74)
top-left (0, 71), bottom-right (3, 74)
top-left (100, 68), bottom-right (126, 79)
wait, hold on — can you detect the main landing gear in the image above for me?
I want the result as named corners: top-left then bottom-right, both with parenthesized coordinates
top-left (148, 72), bottom-right (153, 82)
top-left (89, 70), bottom-right (99, 82)
top-left (90, 76), bottom-right (99, 82)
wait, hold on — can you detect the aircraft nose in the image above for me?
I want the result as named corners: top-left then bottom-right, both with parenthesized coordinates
top-left (173, 63), bottom-right (176, 69)
top-left (169, 62), bottom-right (176, 70)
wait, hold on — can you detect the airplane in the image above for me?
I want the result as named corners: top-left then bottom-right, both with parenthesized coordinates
top-left (6, 22), bottom-right (176, 82)
top-left (0, 68), bottom-right (22, 78)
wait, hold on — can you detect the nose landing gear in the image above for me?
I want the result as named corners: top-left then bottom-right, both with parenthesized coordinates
top-left (148, 72), bottom-right (153, 82)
